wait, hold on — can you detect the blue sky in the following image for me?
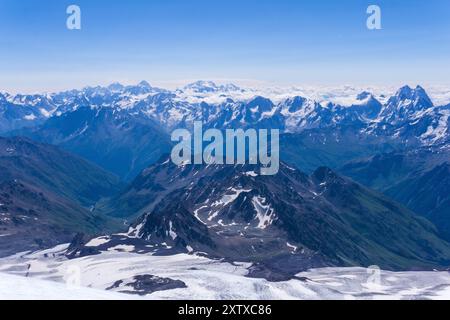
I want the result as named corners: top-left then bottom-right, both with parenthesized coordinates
top-left (0, 0), bottom-right (449, 93)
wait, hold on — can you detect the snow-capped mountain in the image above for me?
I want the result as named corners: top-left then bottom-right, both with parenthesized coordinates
top-left (363, 88), bottom-right (448, 147)
top-left (2, 81), bottom-right (448, 179)
top-left (0, 81), bottom-right (450, 179)
top-left (93, 157), bottom-right (450, 277)
top-left (13, 106), bottom-right (172, 180)
top-left (380, 85), bottom-right (434, 123)
top-left (182, 80), bottom-right (242, 94)
top-left (2, 82), bottom-right (448, 142)
top-left (0, 92), bottom-right (56, 132)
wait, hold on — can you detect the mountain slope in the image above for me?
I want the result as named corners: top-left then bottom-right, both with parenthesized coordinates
top-left (340, 148), bottom-right (450, 240)
top-left (0, 137), bottom-right (124, 257)
top-left (12, 107), bottom-right (172, 180)
top-left (0, 180), bottom-right (117, 257)
top-left (0, 136), bottom-right (123, 206)
top-left (385, 163), bottom-right (450, 236)
top-left (280, 128), bottom-right (399, 173)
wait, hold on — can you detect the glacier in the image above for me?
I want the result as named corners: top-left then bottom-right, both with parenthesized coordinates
top-left (1, 244), bottom-right (450, 300)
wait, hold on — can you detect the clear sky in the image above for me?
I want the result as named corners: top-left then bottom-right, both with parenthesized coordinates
top-left (0, 0), bottom-right (449, 93)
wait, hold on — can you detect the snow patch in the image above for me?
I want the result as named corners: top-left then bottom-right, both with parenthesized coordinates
top-left (23, 114), bottom-right (37, 121)
top-left (85, 237), bottom-right (111, 247)
top-left (168, 221), bottom-right (178, 240)
top-left (244, 171), bottom-right (258, 177)
top-left (251, 196), bottom-right (276, 229)
top-left (0, 273), bottom-right (132, 300)
top-left (107, 245), bottom-right (135, 253)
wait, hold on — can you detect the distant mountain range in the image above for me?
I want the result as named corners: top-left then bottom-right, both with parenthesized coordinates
top-left (2, 82), bottom-right (448, 179)
top-left (1, 82), bottom-right (448, 141)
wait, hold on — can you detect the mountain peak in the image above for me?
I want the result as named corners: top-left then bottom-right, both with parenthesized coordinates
top-left (183, 81), bottom-right (241, 93)
top-left (415, 84), bottom-right (426, 91)
top-left (121, 81), bottom-right (157, 96)
top-left (382, 85), bottom-right (434, 120)
top-left (138, 80), bottom-right (152, 88)
top-left (192, 80), bottom-right (216, 86)
top-left (247, 95), bottom-right (274, 105)
top-left (107, 82), bottom-right (124, 92)
top-left (184, 81), bottom-right (218, 93)
top-left (396, 85), bottom-right (414, 97)
top-left (395, 85), bottom-right (432, 104)
top-left (356, 91), bottom-right (373, 101)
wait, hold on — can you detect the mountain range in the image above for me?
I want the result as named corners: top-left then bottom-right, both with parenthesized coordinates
top-left (2, 83), bottom-right (448, 178)
top-left (0, 81), bottom-right (449, 276)
top-left (70, 158), bottom-right (450, 280)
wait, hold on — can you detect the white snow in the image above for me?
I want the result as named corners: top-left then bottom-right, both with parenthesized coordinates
top-left (193, 206), bottom-right (208, 224)
top-left (1, 246), bottom-right (450, 300)
top-left (85, 237), bottom-right (111, 247)
top-left (39, 108), bottom-right (53, 118)
top-left (244, 171), bottom-right (258, 177)
top-left (206, 188), bottom-right (252, 222)
top-left (216, 188), bottom-right (251, 207)
top-left (168, 221), bottom-right (178, 240)
top-left (0, 273), bottom-right (132, 300)
top-left (107, 245), bottom-right (135, 252)
top-left (23, 114), bottom-right (37, 121)
top-left (186, 246), bottom-right (194, 253)
top-left (286, 243), bottom-right (298, 253)
top-left (127, 220), bottom-right (145, 238)
top-left (251, 196), bottom-right (276, 229)
top-left (421, 110), bottom-right (449, 144)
